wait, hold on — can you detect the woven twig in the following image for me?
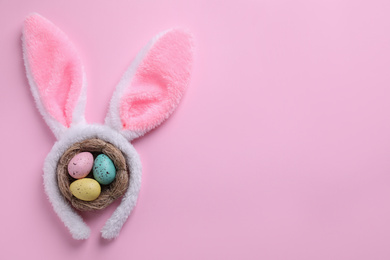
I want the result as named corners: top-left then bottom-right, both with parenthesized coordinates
top-left (57, 138), bottom-right (129, 211)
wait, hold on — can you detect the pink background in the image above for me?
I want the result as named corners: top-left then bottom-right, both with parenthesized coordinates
top-left (1, 0), bottom-right (390, 259)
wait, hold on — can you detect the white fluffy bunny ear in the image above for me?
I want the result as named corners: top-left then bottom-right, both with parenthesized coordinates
top-left (105, 29), bottom-right (194, 141)
top-left (23, 13), bottom-right (87, 139)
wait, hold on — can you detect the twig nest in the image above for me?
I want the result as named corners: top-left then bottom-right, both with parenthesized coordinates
top-left (57, 138), bottom-right (129, 211)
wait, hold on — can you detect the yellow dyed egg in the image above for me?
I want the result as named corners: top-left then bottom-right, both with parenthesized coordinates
top-left (70, 178), bottom-right (101, 201)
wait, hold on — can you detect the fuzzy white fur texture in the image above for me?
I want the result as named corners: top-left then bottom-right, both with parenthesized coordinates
top-left (44, 124), bottom-right (142, 240)
top-left (105, 33), bottom-right (159, 140)
top-left (22, 28), bottom-right (87, 140)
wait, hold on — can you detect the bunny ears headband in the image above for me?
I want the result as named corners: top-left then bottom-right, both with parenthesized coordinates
top-left (22, 13), bottom-right (193, 239)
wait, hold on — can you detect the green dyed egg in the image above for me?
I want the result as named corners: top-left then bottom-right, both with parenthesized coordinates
top-left (93, 154), bottom-right (116, 185)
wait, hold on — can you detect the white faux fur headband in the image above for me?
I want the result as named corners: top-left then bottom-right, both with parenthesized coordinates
top-left (22, 13), bottom-right (193, 239)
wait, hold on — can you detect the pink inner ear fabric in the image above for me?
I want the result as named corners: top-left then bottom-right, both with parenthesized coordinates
top-left (120, 30), bottom-right (193, 132)
top-left (24, 14), bottom-right (83, 127)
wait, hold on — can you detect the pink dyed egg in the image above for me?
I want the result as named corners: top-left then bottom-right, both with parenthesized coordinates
top-left (67, 152), bottom-right (94, 179)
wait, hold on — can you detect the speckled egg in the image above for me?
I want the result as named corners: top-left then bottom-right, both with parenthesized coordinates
top-left (68, 152), bottom-right (94, 179)
top-left (70, 178), bottom-right (101, 201)
top-left (93, 154), bottom-right (116, 185)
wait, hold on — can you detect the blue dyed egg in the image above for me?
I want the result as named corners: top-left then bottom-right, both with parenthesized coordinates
top-left (93, 154), bottom-right (116, 185)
